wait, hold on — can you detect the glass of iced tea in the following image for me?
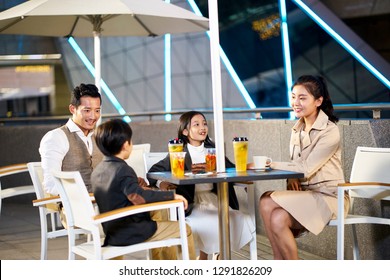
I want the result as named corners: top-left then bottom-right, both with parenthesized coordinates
top-left (170, 152), bottom-right (186, 177)
top-left (168, 138), bottom-right (183, 171)
top-left (233, 136), bottom-right (248, 172)
top-left (205, 148), bottom-right (216, 172)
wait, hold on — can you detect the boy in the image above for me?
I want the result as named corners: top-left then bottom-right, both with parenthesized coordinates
top-left (91, 119), bottom-right (195, 260)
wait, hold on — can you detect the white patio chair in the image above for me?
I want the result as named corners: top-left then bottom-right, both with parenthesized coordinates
top-left (28, 162), bottom-right (91, 259)
top-left (328, 146), bottom-right (390, 259)
top-left (51, 170), bottom-right (189, 260)
top-left (0, 163), bottom-right (35, 215)
top-left (143, 152), bottom-right (168, 173)
top-left (125, 143), bottom-right (151, 180)
top-left (27, 162), bottom-right (63, 259)
top-left (143, 152), bottom-right (168, 185)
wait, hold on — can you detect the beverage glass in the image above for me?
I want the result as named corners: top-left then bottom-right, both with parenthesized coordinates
top-left (253, 156), bottom-right (272, 169)
top-left (205, 148), bottom-right (216, 172)
top-left (168, 138), bottom-right (183, 171)
top-left (170, 152), bottom-right (186, 177)
top-left (233, 136), bottom-right (248, 172)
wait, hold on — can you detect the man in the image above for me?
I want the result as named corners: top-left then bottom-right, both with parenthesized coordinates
top-left (39, 83), bottom-right (103, 195)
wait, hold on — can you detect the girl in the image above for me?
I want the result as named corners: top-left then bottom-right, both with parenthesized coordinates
top-left (259, 75), bottom-right (350, 260)
top-left (148, 111), bottom-right (255, 260)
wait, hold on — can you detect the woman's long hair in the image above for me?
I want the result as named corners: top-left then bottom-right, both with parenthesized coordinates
top-left (292, 75), bottom-right (339, 123)
top-left (177, 111), bottom-right (215, 147)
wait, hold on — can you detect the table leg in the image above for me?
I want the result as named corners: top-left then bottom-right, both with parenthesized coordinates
top-left (217, 181), bottom-right (230, 260)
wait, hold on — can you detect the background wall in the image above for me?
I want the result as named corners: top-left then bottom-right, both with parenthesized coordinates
top-left (1, 118), bottom-right (389, 259)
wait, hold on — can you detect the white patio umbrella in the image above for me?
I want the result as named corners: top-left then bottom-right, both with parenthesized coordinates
top-left (0, 0), bottom-right (226, 167)
top-left (0, 0), bottom-right (209, 91)
top-left (0, 0), bottom-right (232, 259)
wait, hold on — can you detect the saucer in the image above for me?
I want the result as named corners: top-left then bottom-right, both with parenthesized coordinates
top-left (185, 172), bottom-right (213, 177)
top-left (248, 167), bottom-right (271, 171)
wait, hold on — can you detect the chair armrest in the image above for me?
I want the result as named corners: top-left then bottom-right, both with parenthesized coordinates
top-left (337, 182), bottom-right (390, 200)
top-left (33, 196), bottom-right (61, 206)
top-left (32, 192), bottom-right (94, 207)
top-left (93, 199), bottom-right (184, 224)
top-left (0, 163), bottom-right (28, 177)
top-left (338, 182), bottom-right (390, 188)
top-left (88, 192), bottom-right (96, 203)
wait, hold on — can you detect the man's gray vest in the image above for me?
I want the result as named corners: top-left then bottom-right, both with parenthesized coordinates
top-left (61, 126), bottom-right (103, 192)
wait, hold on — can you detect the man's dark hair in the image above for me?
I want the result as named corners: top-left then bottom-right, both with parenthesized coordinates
top-left (70, 83), bottom-right (102, 107)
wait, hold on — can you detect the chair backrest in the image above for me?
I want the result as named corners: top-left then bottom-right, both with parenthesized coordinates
top-left (52, 170), bottom-right (97, 233)
top-left (27, 162), bottom-right (45, 199)
top-left (143, 152), bottom-right (168, 173)
top-left (125, 143), bottom-right (151, 179)
top-left (350, 147), bottom-right (390, 183)
top-left (349, 146), bottom-right (390, 200)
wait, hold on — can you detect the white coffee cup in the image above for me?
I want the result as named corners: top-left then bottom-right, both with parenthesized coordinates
top-left (253, 156), bottom-right (272, 169)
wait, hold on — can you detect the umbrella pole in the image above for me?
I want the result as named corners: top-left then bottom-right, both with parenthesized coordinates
top-left (208, 0), bottom-right (230, 260)
top-left (94, 31), bottom-right (102, 125)
top-left (94, 31), bottom-right (101, 94)
top-left (208, 1), bottom-right (225, 173)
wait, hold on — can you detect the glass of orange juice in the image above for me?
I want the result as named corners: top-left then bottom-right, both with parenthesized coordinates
top-left (170, 152), bottom-right (186, 177)
top-left (205, 148), bottom-right (216, 172)
top-left (233, 136), bottom-right (248, 172)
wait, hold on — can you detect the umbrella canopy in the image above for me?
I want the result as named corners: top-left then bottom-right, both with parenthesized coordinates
top-left (0, 0), bottom-right (208, 37)
top-left (1, 0), bottom-right (229, 258)
top-left (0, 0), bottom-right (209, 89)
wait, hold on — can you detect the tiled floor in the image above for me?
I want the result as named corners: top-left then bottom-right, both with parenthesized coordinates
top-left (0, 194), bottom-right (325, 260)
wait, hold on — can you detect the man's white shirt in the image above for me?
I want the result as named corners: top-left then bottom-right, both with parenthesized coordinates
top-left (39, 119), bottom-right (94, 195)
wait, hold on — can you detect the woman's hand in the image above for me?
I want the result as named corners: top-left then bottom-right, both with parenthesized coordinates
top-left (159, 181), bottom-right (177, 191)
top-left (287, 178), bottom-right (302, 191)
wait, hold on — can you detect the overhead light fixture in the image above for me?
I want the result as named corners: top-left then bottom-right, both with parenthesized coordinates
top-left (0, 54), bottom-right (61, 60)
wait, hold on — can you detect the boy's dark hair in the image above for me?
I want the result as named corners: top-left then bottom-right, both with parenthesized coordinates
top-left (95, 119), bottom-right (132, 156)
top-left (70, 83), bottom-right (102, 107)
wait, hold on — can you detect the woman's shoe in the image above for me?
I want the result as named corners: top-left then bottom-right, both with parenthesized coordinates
top-left (212, 253), bottom-right (220, 260)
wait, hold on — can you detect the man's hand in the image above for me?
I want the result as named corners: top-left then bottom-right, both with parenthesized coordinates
top-left (138, 177), bottom-right (150, 190)
top-left (159, 181), bottom-right (177, 191)
top-left (174, 194), bottom-right (188, 210)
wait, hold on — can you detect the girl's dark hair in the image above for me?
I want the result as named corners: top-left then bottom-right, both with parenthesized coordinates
top-left (95, 119), bottom-right (132, 156)
top-left (177, 111), bottom-right (215, 147)
top-left (292, 75), bottom-right (339, 123)
top-left (70, 83), bottom-right (102, 107)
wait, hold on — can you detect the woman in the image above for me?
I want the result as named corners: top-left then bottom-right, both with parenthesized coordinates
top-left (259, 75), bottom-right (349, 260)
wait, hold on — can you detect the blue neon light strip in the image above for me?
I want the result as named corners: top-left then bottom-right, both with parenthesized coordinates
top-left (67, 37), bottom-right (131, 122)
top-left (187, 0), bottom-right (256, 109)
top-left (164, 0), bottom-right (172, 121)
top-left (164, 34), bottom-right (172, 121)
top-left (293, 0), bottom-right (390, 89)
top-left (279, 0), bottom-right (294, 119)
